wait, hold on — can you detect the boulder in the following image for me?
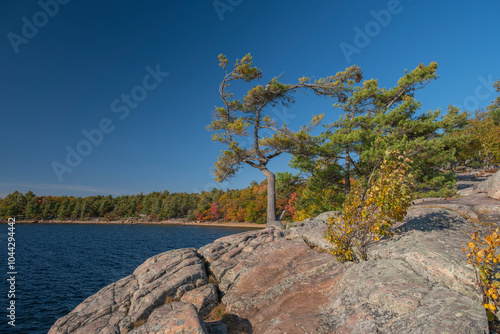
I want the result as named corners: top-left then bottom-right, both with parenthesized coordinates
top-left (315, 211), bottom-right (340, 222)
top-left (325, 260), bottom-right (486, 333)
top-left (458, 187), bottom-right (477, 197)
top-left (265, 219), bottom-right (283, 229)
top-left (48, 248), bottom-right (208, 334)
top-left (128, 303), bottom-right (207, 334)
top-left (198, 228), bottom-right (289, 292)
top-left (289, 217), bottom-right (332, 252)
top-left (181, 283), bottom-right (219, 318)
top-left (407, 203), bottom-right (478, 222)
top-left (370, 207), bottom-right (480, 302)
top-left (284, 212), bottom-right (340, 252)
top-left (412, 192), bottom-right (500, 226)
top-left (476, 170), bottom-right (500, 199)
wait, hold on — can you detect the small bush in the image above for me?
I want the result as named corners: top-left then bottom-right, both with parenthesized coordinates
top-left (470, 161), bottom-right (482, 168)
top-left (256, 216), bottom-right (266, 225)
top-left (186, 210), bottom-right (196, 222)
top-left (462, 228), bottom-right (500, 321)
top-left (325, 151), bottom-right (414, 262)
top-left (417, 186), bottom-right (457, 199)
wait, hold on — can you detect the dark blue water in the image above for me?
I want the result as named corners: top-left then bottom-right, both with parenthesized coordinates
top-left (0, 223), bottom-right (257, 334)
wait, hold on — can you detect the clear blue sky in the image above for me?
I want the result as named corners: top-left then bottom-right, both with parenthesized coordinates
top-left (1, 0), bottom-right (499, 198)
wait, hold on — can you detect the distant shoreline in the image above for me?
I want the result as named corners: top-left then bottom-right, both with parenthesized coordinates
top-left (1, 218), bottom-right (266, 229)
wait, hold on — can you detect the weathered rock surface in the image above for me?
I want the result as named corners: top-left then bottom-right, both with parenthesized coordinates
top-left (455, 172), bottom-right (493, 197)
top-left (414, 192), bottom-right (500, 225)
top-left (198, 228), bottom-right (290, 293)
top-left (370, 207), bottom-right (480, 302)
top-left (477, 170), bottom-right (500, 200)
top-left (197, 204), bottom-right (490, 333)
top-left (128, 303), bottom-right (206, 334)
top-left (283, 211), bottom-right (339, 252)
top-left (50, 185), bottom-right (500, 333)
top-left (180, 283), bottom-right (218, 318)
top-left (48, 248), bottom-right (208, 334)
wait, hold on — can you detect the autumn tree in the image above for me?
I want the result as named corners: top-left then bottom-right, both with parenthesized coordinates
top-left (488, 79), bottom-right (500, 125)
top-left (207, 53), bottom-right (362, 225)
top-left (459, 109), bottom-right (500, 167)
top-left (463, 79), bottom-right (500, 167)
top-left (446, 80), bottom-right (500, 168)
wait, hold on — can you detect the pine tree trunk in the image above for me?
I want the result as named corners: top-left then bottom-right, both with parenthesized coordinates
top-left (345, 146), bottom-right (351, 194)
top-left (260, 168), bottom-right (277, 226)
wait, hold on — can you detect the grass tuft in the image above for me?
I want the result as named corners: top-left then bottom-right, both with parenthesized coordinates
top-left (204, 302), bottom-right (227, 321)
top-left (132, 318), bottom-right (147, 329)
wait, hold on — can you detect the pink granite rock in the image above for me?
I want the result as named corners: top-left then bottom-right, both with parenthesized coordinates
top-left (198, 206), bottom-right (489, 333)
top-left (476, 170), bottom-right (500, 199)
top-left (128, 302), bottom-right (206, 334)
top-left (180, 283), bottom-right (219, 318)
top-left (48, 248), bottom-right (207, 334)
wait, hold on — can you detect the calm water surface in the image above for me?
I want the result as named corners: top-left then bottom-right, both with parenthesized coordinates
top-left (0, 223), bottom-right (257, 334)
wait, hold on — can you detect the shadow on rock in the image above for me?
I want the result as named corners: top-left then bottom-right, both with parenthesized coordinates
top-left (206, 314), bottom-right (253, 334)
top-left (396, 208), bottom-right (471, 234)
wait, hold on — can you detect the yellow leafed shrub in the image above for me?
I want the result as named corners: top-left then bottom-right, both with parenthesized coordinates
top-left (462, 228), bottom-right (500, 321)
top-left (325, 150), bottom-right (415, 262)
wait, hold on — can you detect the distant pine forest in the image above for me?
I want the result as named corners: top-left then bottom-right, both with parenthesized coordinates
top-left (0, 181), bottom-right (283, 224)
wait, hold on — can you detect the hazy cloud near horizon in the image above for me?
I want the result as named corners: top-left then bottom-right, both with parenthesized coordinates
top-left (0, 183), bottom-right (127, 197)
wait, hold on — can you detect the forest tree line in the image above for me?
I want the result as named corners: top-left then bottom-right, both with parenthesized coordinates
top-left (0, 183), bottom-right (283, 224)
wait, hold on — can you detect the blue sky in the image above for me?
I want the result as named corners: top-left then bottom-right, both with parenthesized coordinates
top-left (1, 0), bottom-right (499, 198)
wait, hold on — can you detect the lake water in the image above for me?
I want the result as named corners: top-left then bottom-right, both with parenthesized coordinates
top-left (0, 223), bottom-right (257, 334)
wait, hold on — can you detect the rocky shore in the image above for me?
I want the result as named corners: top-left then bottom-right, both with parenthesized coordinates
top-left (48, 171), bottom-right (500, 333)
